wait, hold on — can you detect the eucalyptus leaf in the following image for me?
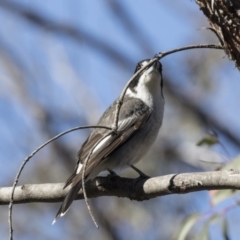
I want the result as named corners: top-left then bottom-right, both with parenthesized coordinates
top-left (173, 214), bottom-right (199, 240)
top-left (196, 134), bottom-right (218, 147)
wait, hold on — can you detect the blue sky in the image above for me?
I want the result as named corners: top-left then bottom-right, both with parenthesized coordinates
top-left (1, 1), bottom-right (240, 239)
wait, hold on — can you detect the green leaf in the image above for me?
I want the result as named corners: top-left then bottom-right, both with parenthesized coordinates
top-left (196, 134), bottom-right (218, 147)
top-left (194, 214), bottom-right (220, 240)
top-left (173, 214), bottom-right (199, 240)
top-left (194, 225), bottom-right (209, 240)
top-left (210, 155), bottom-right (240, 205)
top-left (210, 189), bottom-right (237, 206)
top-left (221, 156), bottom-right (240, 170)
top-left (222, 218), bottom-right (230, 240)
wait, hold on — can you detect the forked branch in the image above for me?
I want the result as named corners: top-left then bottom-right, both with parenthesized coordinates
top-left (8, 43), bottom-right (223, 240)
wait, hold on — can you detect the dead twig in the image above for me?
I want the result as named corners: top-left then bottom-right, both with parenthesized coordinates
top-left (8, 125), bottom-right (111, 240)
top-left (9, 43), bottom-right (223, 239)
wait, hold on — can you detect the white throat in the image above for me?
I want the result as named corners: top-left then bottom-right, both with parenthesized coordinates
top-left (126, 70), bottom-right (162, 108)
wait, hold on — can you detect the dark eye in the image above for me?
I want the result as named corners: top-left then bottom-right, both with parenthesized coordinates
top-left (134, 64), bottom-right (142, 73)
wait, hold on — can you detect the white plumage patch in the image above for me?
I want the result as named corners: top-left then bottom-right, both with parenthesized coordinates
top-left (92, 135), bottom-right (112, 153)
top-left (76, 135), bottom-right (112, 174)
top-left (126, 65), bottom-right (162, 108)
top-left (126, 83), bottom-right (151, 105)
top-left (52, 212), bottom-right (67, 225)
top-left (76, 163), bottom-right (82, 174)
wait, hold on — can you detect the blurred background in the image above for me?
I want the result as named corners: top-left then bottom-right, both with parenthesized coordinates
top-left (0, 0), bottom-right (240, 239)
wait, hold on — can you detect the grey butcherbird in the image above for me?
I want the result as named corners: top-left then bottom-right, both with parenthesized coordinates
top-left (53, 59), bottom-right (164, 224)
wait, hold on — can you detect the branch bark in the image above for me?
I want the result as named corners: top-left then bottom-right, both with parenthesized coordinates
top-left (196, 0), bottom-right (240, 70)
top-left (1, 170), bottom-right (240, 205)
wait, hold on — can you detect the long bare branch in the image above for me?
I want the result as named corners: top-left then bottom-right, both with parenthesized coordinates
top-left (1, 170), bottom-right (240, 205)
top-left (8, 125), bottom-right (112, 240)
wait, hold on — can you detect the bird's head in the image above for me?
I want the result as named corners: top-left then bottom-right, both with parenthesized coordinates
top-left (127, 59), bottom-right (163, 103)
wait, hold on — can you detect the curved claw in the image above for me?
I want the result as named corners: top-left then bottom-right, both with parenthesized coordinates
top-left (130, 164), bottom-right (150, 178)
top-left (107, 168), bottom-right (118, 176)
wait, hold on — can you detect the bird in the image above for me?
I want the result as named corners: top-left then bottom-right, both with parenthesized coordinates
top-left (53, 58), bottom-right (164, 224)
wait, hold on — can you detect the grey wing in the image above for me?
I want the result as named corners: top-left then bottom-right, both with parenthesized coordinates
top-left (64, 97), bottom-right (151, 188)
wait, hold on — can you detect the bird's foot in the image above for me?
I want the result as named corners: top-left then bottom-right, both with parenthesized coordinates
top-left (107, 168), bottom-right (118, 176)
top-left (130, 164), bottom-right (150, 179)
top-left (106, 169), bottom-right (119, 182)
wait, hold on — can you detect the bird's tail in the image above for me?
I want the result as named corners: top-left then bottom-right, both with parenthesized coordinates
top-left (52, 181), bottom-right (82, 225)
